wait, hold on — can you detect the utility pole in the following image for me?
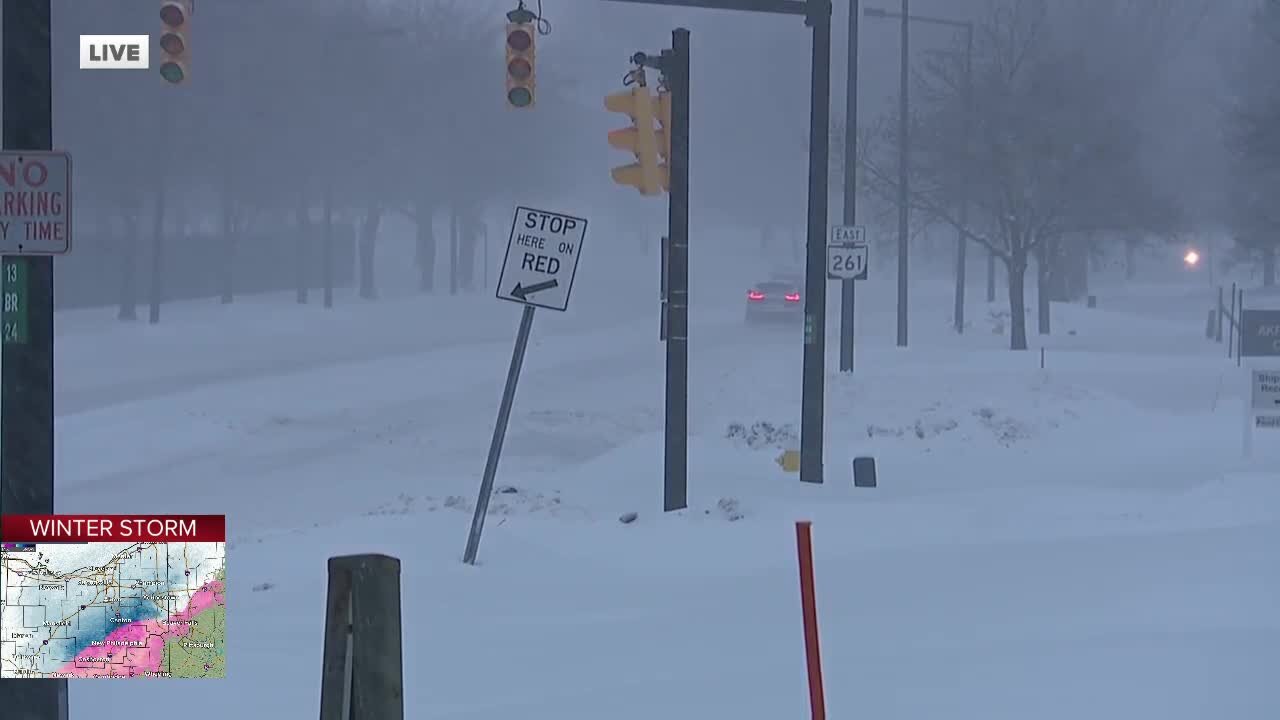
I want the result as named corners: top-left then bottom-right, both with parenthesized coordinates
top-left (895, 0), bottom-right (909, 348)
top-left (952, 23), bottom-right (973, 334)
top-left (0, 1), bottom-right (68, 716)
top-left (869, 5), bottom-right (973, 330)
top-left (838, 0), bottom-right (859, 372)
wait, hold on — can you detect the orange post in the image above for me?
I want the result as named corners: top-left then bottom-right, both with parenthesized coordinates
top-left (795, 520), bottom-right (827, 720)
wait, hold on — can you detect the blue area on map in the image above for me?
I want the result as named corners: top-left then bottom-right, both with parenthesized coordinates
top-left (66, 594), bottom-right (169, 657)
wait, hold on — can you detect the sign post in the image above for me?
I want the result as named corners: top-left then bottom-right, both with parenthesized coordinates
top-left (1, 2), bottom-right (70, 718)
top-left (1237, 309), bottom-right (1280, 458)
top-left (463, 206), bottom-right (587, 565)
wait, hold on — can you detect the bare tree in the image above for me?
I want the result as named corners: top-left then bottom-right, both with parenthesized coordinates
top-left (860, 0), bottom-right (1209, 349)
top-left (1226, 0), bottom-right (1280, 286)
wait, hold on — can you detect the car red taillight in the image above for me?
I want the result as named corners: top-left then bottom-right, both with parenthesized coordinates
top-left (784, 292), bottom-right (800, 302)
top-left (747, 290), bottom-right (765, 301)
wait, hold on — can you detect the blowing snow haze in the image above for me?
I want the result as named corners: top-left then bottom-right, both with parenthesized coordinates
top-left (0, 0), bottom-right (1277, 717)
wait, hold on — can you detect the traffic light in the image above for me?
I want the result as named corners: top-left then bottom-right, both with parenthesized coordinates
top-left (158, 0), bottom-right (190, 84)
top-left (655, 89), bottom-right (672, 192)
top-left (605, 85), bottom-right (662, 196)
top-left (505, 21), bottom-right (535, 108)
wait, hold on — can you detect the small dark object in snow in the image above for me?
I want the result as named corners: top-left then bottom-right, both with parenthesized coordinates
top-left (717, 497), bottom-right (744, 521)
top-left (252, 582), bottom-right (275, 593)
top-left (1067, 329), bottom-right (1077, 336)
top-left (497, 486), bottom-right (519, 494)
top-left (852, 456), bottom-right (877, 488)
top-left (618, 512), bottom-right (638, 524)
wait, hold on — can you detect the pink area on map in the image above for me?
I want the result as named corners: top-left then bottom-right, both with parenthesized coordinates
top-left (54, 580), bottom-right (225, 678)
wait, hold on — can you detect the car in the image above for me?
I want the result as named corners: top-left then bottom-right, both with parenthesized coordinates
top-left (745, 279), bottom-right (803, 325)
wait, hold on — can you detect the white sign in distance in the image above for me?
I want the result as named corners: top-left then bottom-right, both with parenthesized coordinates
top-left (1252, 369), bottom-right (1280, 412)
top-left (827, 243), bottom-right (868, 280)
top-left (831, 224), bottom-right (866, 245)
top-left (0, 151), bottom-right (72, 255)
top-left (495, 206), bottom-right (587, 312)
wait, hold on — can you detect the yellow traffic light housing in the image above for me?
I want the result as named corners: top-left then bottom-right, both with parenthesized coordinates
top-left (505, 21), bottom-right (535, 108)
top-left (605, 85), bottom-right (662, 196)
top-left (655, 89), bottom-right (672, 192)
top-left (158, 0), bottom-right (190, 84)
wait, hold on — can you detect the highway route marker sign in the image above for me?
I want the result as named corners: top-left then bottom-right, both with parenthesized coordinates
top-left (827, 242), bottom-right (868, 280)
top-left (495, 206), bottom-right (588, 312)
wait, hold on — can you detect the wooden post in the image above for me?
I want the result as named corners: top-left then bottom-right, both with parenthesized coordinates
top-left (320, 554), bottom-right (404, 720)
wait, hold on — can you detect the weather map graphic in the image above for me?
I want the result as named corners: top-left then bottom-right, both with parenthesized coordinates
top-left (0, 514), bottom-right (225, 679)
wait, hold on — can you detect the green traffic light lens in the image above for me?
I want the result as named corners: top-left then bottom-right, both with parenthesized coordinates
top-left (507, 87), bottom-right (532, 107)
top-left (159, 62), bottom-right (185, 84)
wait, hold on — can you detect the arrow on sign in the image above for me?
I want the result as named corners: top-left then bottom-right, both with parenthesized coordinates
top-left (511, 278), bottom-right (559, 300)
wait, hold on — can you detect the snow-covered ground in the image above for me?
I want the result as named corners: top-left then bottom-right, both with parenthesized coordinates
top-left (40, 264), bottom-right (1280, 717)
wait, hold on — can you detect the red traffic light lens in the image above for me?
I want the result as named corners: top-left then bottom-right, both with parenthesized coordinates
top-left (507, 58), bottom-right (532, 81)
top-left (159, 32), bottom-right (185, 55)
top-left (160, 3), bottom-right (186, 27)
top-left (506, 29), bottom-right (532, 52)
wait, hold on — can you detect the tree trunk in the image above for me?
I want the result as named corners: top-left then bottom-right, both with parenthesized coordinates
top-left (148, 183), bottom-right (166, 325)
top-left (1036, 241), bottom-right (1051, 335)
top-left (459, 209), bottom-right (478, 291)
top-left (117, 208), bottom-right (138, 321)
top-left (449, 205), bottom-right (458, 295)
top-left (1124, 235), bottom-right (1139, 280)
top-left (1264, 246), bottom-right (1276, 287)
top-left (219, 190), bottom-right (236, 304)
top-left (1066, 238), bottom-right (1089, 299)
top-left (414, 200), bottom-right (436, 292)
top-left (358, 203), bottom-right (381, 300)
top-left (1007, 253), bottom-right (1029, 351)
top-left (295, 199), bottom-right (310, 304)
top-left (986, 250), bottom-right (996, 303)
top-left (322, 183), bottom-right (334, 308)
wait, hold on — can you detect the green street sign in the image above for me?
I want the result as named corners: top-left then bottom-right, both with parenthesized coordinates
top-left (2, 258), bottom-right (28, 344)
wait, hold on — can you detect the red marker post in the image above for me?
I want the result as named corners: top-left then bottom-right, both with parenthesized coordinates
top-left (795, 520), bottom-right (827, 720)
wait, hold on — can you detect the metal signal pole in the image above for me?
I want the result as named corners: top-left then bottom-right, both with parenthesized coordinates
top-left (0, 1), bottom-right (68, 716)
top-left (662, 30), bottom-right (691, 510)
top-left (838, 0), bottom-right (859, 372)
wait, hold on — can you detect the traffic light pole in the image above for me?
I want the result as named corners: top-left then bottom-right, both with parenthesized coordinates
top-left (663, 31), bottom-right (690, 511)
top-left (0, 2), bottom-right (68, 717)
top-left (603, 0), bottom-right (833, 487)
top-left (799, 1), bottom-right (832, 484)
top-left (839, 0), bottom-right (859, 373)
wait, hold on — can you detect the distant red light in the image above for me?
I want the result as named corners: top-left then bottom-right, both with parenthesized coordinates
top-left (784, 293), bottom-right (800, 302)
top-left (747, 290), bottom-right (765, 301)
top-left (160, 3), bottom-right (186, 27)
